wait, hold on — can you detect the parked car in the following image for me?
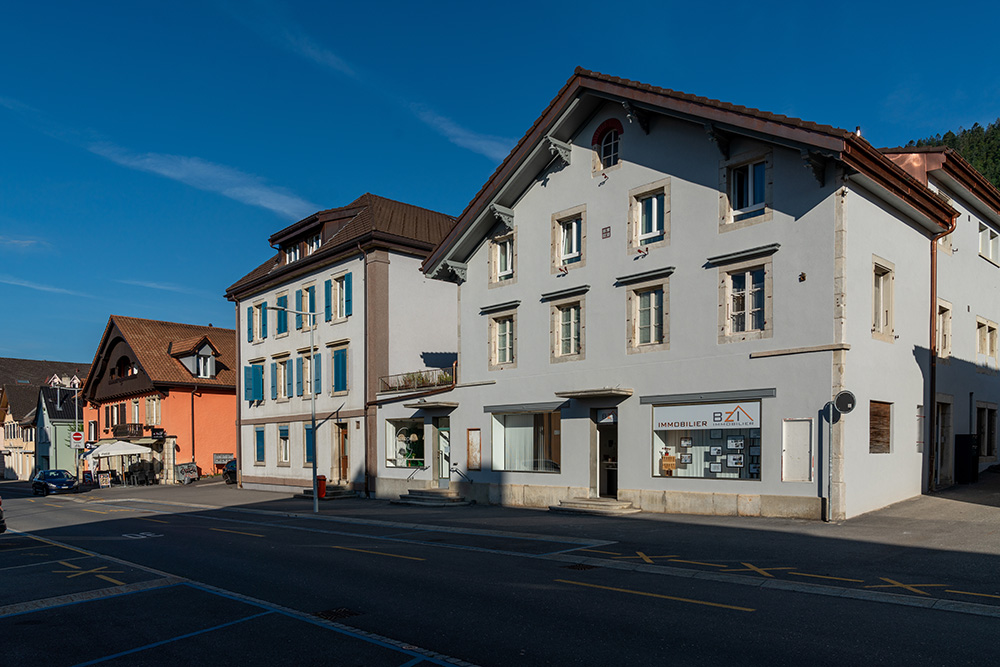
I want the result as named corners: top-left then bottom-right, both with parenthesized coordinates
top-left (0, 496), bottom-right (6, 534)
top-left (222, 459), bottom-right (237, 485)
top-left (31, 469), bottom-right (79, 496)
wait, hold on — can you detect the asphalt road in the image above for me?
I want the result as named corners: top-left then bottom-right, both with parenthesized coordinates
top-left (2, 480), bottom-right (999, 666)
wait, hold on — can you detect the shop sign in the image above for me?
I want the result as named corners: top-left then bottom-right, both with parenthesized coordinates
top-left (213, 453), bottom-right (234, 465)
top-left (653, 402), bottom-right (759, 430)
top-left (597, 409), bottom-right (617, 424)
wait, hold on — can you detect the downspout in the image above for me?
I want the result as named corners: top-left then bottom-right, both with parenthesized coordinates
top-left (234, 302), bottom-right (243, 487)
top-left (190, 385), bottom-right (198, 464)
top-left (358, 241), bottom-right (370, 497)
top-left (928, 212), bottom-right (958, 490)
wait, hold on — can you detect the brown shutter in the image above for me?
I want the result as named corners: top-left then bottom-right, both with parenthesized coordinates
top-left (870, 401), bottom-right (891, 453)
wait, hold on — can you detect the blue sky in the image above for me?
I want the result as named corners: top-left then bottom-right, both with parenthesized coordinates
top-left (2, 0), bottom-right (997, 364)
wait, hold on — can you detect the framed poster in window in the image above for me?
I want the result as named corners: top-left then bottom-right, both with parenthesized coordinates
top-left (727, 435), bottom-right (745, 450)
top-left (710, 446), bottom-right (723, 456)
top-left (709, 462), bottom-right (722, 473)
top-left (680, 437), bottom-right (692, 448)
top-left (467, 428), bottom-right (481, 471)
top-left (710, 429), bottom-right (723, 439)
top-left (727, 454), bottom-right (745, 468)
top-left (679, 453), bottom-right (692, 464)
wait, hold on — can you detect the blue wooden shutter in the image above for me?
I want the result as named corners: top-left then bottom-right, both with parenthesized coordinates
top-left (305, 425), bottom-right (314, 464)
top-left (270, 362), bottom-right (277, 400)
top-left (314, 355), bottom-right (322, 395)
top-left (255, 428), bottom-right (265, 462)
top-left (295, 357), bottom-right (303, 396)
top-left (334, 348), bottom-right (347, 392)
top-left (286, 362), bottom-right (294, 398)
top-left (277, 295), bottom-right (288, 334)
top-left (246, 307), bottom-right (253, 342)
top-left (344, 273), bottom-right (353, 316)
top-left (243, 366), bottom-right (253, 401)
top-left (308, 286), bottom-right (316, 322)
top-left (261, 302), bottom-right (268, 338)
top-left (325, 279), bottom-right (332, 322)
top-left (295, 290), bottom-right (303, 329)
top-left (252, 365), bottom-right (264, 401)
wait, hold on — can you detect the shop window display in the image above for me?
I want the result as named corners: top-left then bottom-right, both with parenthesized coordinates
top-left (651, 402), bottom-right (761, 480)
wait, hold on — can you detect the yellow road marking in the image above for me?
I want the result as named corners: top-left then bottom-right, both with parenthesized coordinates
top-left (57, 561), bottom-right (81, 570)
top-left (331, 546), bottom-right (425, 561)
top-left (721, 563), bottom-right (794, 577)
top-left (613, 552), bottom-right (677, 563)
top-left (83, 509), bottom-right (108, 514)
top-left (45, 503), bottom-right (63, 508)
top-left (946, 589), bottom-right (1000, 600)
top-left (53, 565), bottom-right (123, 579)
top-left (789, 572), bottom-right (865, 583)
top-left (555, 579), bottom-right (754, 612)
top-left (864, 578), bottom-right (947, 595)
top-left (580, 548), bottom-right (621, 555)
top-left (0, 544), bottom-right (57, 554)
top-left (210, 528), bottom-right (264, 538)
top-left (25, 534), bottom-right (92, 557)
top-left (97, 574), bottom-right (125, 586)
top-left (139, 517), bottom-right (168, 524)
top-left (670, 559), bottom-right (726, 568)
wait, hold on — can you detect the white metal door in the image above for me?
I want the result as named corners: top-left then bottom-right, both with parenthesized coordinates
top-left (781, 418), bottom-right (813, 482)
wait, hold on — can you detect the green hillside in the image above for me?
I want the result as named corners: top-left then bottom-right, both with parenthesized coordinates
top-left (908, 119), bottom-right (1000, 189)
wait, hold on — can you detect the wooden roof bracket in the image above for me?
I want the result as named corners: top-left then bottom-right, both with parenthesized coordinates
top-left (622, 101), bottom-right (650, 134)
top-left (490, 204), bottom-right (514, 234)
top-left (545, 135), bottom-right (572, 166)
top-left (801, 149), bottom-right (828, 187)
top-left (704, 123), bottom-right (731, 160)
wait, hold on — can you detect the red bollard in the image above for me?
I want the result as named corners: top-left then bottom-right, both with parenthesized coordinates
top-left (316, 475), bottom-right (327, 499)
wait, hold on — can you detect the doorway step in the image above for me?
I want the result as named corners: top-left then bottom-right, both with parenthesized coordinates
top-left (392, 488), bottom-right (471, 507)
top-left (549, 497), bottom-right (641, 516)
top-left (297, 484), bottom-right (356, 500)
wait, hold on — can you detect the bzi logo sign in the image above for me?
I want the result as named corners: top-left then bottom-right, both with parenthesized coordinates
top-left (714, 405), bottom-right (755, 426)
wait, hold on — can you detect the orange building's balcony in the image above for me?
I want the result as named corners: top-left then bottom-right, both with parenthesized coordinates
top-left (113, 423), bottom-right (145, 438)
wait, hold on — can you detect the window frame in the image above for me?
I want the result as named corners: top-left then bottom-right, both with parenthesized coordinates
top-left (550, 298), bottom-right (585, 363)
top-left (979, 222), bottom-right (1000, 264)
top-left (285, 244), bottom-right (300, 264)
top-left (627, 279), bottom-right (669, 353)
top-left (719, 150), bottom-right (773, 230)
top-left (872, 256), bottom-right (895, 343)
top-left (936, 299), bottom-right (952, 359)
top-left (717, 255), bottom-right (773, 344)
top-left (628, 179), bottom-right (670, 254)
top-left (277, 424), bottom-right (290, 466)
top-left (550, 204), bottom-right (587, 273)
top-left (976, 317), bottom-right (999, 370)
top-left (489, 229), bottom-right (517, 286)
top-left (490, 412), bottom-right (561, 473)
top-left (488, 309), bottom-right (517, 371)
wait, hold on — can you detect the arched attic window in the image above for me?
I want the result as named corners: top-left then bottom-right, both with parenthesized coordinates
top-left (592, 118), bottom-right (624, 169)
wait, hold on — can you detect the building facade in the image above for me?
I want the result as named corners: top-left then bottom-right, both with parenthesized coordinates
top-left (378, 68), bottom-right (998, 520)
top-left (34, 382), bottom-right (98, 475)
top-left (226, 193), bottom-right (457, 495)
top-left (82, 316), bottom-right (237, 481)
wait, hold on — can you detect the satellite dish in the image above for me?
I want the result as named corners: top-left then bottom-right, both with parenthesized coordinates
top-left (834, 390), bottom-right (856, 414)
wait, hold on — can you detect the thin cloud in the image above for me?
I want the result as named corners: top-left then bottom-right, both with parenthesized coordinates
top-left (0, 236), bottom-right (47, 249)
top-left (88, 142), bottom-right (317, 220)
top-left (0, 274), bottom-right (95, 298)
top-left (228, 1), bottom-right (514, 161)
top-left (117, 279), bottom-right (214, 298)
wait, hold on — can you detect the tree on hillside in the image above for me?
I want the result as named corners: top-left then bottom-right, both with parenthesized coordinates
top-left (907, 119), bottom-right (1000, 189)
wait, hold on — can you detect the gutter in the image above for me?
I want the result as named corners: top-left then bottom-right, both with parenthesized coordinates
top-left (927, 210), bottom-right (959, 490)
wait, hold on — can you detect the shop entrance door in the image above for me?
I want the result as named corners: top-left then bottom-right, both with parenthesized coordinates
top-left (435, 417), bottom-right (451, 489)
top-left (598, 423), bottom-right (618, 498)
top-left (336, 423), bottom-right (349, 483)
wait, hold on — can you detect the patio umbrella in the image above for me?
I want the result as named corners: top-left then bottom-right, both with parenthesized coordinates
top-left (85, 440), bottom-right (153, 459)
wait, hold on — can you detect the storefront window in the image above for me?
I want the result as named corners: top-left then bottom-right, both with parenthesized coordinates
top-left (387, 419), bottom-right (425, 467)
top-left (492, 412), bottom-right (561, 472)
top-left (651, 402), bottom-right (761, 480)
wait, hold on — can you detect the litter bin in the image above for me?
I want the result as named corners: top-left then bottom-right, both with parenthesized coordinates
top-left (316, 475), bottom-right (327, 499)
top-left (955, 434), bottom-right (979, 484)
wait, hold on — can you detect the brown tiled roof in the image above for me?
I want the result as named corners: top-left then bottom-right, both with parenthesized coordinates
top-left (226, 193), bottom-right (455, 299)
top-left (169, 334), bottom-right (220, 357)
top-left (0, 357), bottom-right (89, 420)
top-left (3, 383), bottom-right (43, 419)
top-left (880, 146), bottom-right (1000, 217)
top-left (104, 316), bottom-right (237, 389)
top-left (423, 67), bottom-right (957, 275)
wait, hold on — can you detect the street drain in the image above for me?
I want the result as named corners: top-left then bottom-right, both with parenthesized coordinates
top-left (314, 608), bottom-right (362, 621)
top-left (562, 563), bottom-right (596, 570)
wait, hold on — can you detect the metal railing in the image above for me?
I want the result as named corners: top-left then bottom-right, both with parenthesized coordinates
top-left (112, 423), bottom-right (145, 438)
top-left (378, 367), bottom-right (453, 393)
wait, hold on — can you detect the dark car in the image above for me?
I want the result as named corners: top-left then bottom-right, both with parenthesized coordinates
top-left (222, 459), bottom-right (237, 485)
top-left (0, 496), bottom-right (6, 534)
top-left (31, 469), bottom-right (79, 496)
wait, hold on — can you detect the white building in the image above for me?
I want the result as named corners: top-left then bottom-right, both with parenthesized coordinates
top-left (226, 194), bottom-right (457, 495)
top-left (378, 68), bottom-right (1000, 520)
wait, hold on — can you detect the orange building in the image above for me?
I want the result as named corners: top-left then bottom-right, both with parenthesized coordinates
top-left (82, 316), bottom-right (237, 481)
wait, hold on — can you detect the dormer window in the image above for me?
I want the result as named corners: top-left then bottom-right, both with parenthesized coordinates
top-left (197, 354), bottom-right (213, 378)
top-left (306, 234), bottom-right (321, 255)
top-left (285, 245), bottom-right (300, 264)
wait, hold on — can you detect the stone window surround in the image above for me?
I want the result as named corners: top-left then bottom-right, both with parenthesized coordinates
top-left (628, 177), bottom-right (671, 255)
top-left (549, 296), bottom-right (585, 364)
top-left (487, 307), bottom-right (518, 371)
top-left (718, 148), bottom-right (773, 232)
top-left (872, 255), bottom-right (895, 344)
top-left (591, 117), bottom-right (624, 175)
top-left (716, 255), bottom-right (774, 344)
top-left (551, 204), bottom-right (587, 274)
top-left (488, 225), bottom-right (517, 288)
top-left (626, 277), bottom-right (670, 354)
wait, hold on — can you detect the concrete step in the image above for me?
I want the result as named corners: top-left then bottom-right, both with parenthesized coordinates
top-left (406, 488), bottom-right (463, 499)
top-left (391, 488), bottom-right (471, 507)
top-left (549, 497), bottom-right (642, 516)
top-left (296, 485), bottom-right (357, 500)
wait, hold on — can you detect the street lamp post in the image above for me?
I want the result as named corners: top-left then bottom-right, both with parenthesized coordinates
top-left (267, 305), bottom-right (319, 514)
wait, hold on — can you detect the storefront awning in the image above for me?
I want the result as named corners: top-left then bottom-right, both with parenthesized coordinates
top-left (402, 400), bottom-right (459, 410)
top-left (483, 401), bottom-right (567, 414)
top-left (640, 388), bottom-right (776, 405)
top-left (132, 438), bottom-right (161, 444)
top-left (554, 388), bottom-right (633, 399)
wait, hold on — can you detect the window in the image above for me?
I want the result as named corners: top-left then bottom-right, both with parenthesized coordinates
top-left (591, 118), bottom-right (624, 172)
top-left (652, 403), bottom-right (762, 480)
top-left (872, 258), bottom-right (894, 342)
top-left (326, 273), bottom-right (352, 321)
top-left (489, 314), bottom-right (516, 370)
top-left (980, 223), bottom-right (999, 263)
top-left (244, 363), bottom-right (265, 403)
top-left (551, 205), bottom-right (586, 272)
top-left (332, 345), bottom-right (348, 394)
top-left (296, 353), bottom-right (317, 397)
top-left (295, 286), bottom-right (316, 330)
top-left (627, 179), bottom-right (670, 253)
top-left (869, 401), bottom-right (892, 454)
top-left (600, 130), bottom-right (619, 168)
top-left (977, 318), bottom-right (998, 369)
top-left (247, 303), bottom-right (268, 342)
top-left (285, 244), bottom-right (300, 264)
top-left (254, 426), bottom-right (265, 464)
top-left (144, 397), bottom-right (160, 426)
top-left (306, 234), bottom-right (321, 255)
top-left (88, 420), bottom-right (97, 440)
top-left (491, 412), bottom-right (561, 472)
top-left (551, 301), bottom-right (584, 362)
top-left (304, 425), bottom-right (314, 465)
top-left (274, 359), bottom-right (290, 400)
top-left (489, 232), bottom-right (515, 286)
top-left (276, 294), bottom-right (289, 335)
top-left (278, 425), bottom-right (290, 464)
top-left (976, 404), bottom-right (997, 459)
top-left (131, 400), bottom-right (140, 423)
top-left (197, 353), bottom-right (213, 378)
top-left (730, 268), bottom-right (765, 333)
top-left (937, 301), bottom-right (952, 359)
top-left (387, 419), bottom-right (425, 467)
top-left (636, 288), bottom-right (664, 346)
top-left (720, 151), bottom-right (772, 229)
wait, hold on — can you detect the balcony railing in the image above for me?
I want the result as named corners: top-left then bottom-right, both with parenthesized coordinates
top-left (378, 364), bottom-right (455, 394)
top-left (113, 423), bottom-right (145, 438)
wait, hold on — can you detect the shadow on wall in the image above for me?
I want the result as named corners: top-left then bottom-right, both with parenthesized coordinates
top-left (420, 352), bottom-right (457, 369)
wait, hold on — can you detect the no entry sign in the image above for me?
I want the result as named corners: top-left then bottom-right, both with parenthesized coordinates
top-left (70, 431), bottom-right (85, 449)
